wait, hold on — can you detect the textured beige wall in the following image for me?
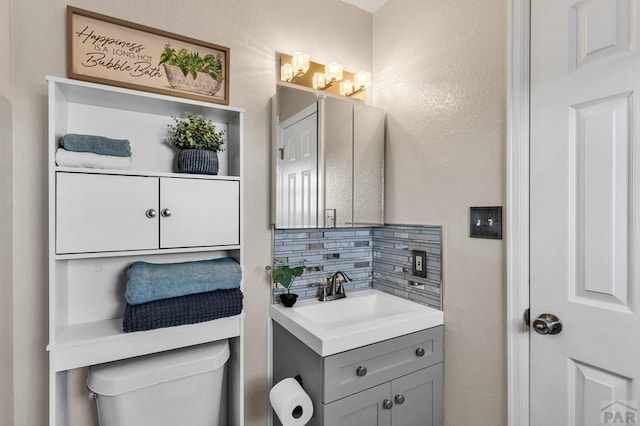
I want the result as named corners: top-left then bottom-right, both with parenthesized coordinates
top-left (0, 0), bottom-right (13, 424)
top-left (9, 1), bottom-right (371, 425)
top-left (373, 1), bottom-right (507, 425)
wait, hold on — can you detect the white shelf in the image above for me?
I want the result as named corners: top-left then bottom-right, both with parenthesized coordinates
top-left (47, 76), bottom-right (244, 120)
top-left (55, 245), bottom-right (241, 260)
top-left (47, 75), bottom-right (245, 425)
top-left (49, 314), bottom-right (243, 372)
top-left (55, 166), bottom-right (241, 180)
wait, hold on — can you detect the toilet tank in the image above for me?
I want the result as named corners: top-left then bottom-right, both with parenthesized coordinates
top-left (88, 340), bottom-right (230, 426)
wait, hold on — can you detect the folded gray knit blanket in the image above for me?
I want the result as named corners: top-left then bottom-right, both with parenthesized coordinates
top-left (122, 288), bottom-right (243, 333)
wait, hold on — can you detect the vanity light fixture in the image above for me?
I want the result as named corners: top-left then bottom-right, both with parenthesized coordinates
top-left (280, 52), bottom-right (310, 83)
top-left (340, 71), bottom-right (371, 97)
top-left (313, 62), bottom-right (344, 90)
top-left (279, 52), bottom-right (370, 100)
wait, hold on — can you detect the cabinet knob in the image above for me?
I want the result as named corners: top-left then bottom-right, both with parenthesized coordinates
top-left (415, 347), bottom-right (426, 357)
top-left (382, 399), bottom-right (394, 410)
top-left (394, 394), bottom-right (405, 405)
top-left (356, 366), bottom-right (368, 377)
top-left (161, 208), bottom-right (172, 218)
top-left (145, 209), bottom-right (157, 218)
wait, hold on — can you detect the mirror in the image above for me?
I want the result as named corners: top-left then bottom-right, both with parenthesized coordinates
top-left (272, 85), bottom-right (384, 229)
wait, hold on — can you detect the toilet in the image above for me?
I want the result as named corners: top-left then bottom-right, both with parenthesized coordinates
top-left (87, 340), bottom-right (229, 426)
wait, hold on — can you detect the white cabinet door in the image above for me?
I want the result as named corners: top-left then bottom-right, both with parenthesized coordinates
top-left (56, 173), bottom-right (159, 253)
top-left (160, 177), bottom-right (240, 249)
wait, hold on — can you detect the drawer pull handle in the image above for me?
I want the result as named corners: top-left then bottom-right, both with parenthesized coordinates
top-left (394, 394), bottom-right (405, 405)
top-left (161, 208), bottom-right (172, 218)
top-left (415, 347), bottom-right (426, 357)
top-left (356, 366), bottom-right (368, 377)
top-left (383, 399), bottom-right (393, 410)
top-left (145, 209), bottom-right (157, 218)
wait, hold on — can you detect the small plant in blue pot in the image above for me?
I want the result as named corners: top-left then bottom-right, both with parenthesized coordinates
top-left (272, 264), bottom-right (305, 307)
top-left (166, 113), bottom-right (225, 175)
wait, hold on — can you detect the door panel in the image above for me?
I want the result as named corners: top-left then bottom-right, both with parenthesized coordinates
top-left (56, 173), bottom-right (159, 253)
top-left (160, 177), bottom-right (240, 248)
top-left (391, 364), bottom-right (443, 426)
top-left (531, 1), bottom-right (640, 425)
top-left (322, 383), bottom-right (391, 426)
top-left (277, 104), bottom-right (318, 228)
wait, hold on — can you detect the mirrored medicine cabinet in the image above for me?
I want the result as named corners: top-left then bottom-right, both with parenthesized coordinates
top-left (271, 84), bottom-right (385, 229)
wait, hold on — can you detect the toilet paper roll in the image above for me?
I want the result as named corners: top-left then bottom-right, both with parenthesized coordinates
top-left (269, 377), bottom-right (314, 426)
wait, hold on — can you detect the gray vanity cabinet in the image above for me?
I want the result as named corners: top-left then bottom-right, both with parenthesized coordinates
top-left (323, 364), bottom-right (443, 426)
top-left (272, 322), bottom-right (443, 426)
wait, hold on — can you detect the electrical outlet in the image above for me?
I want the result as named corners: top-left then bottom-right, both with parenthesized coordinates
top-left (412, 250), bottom-right (427, 278)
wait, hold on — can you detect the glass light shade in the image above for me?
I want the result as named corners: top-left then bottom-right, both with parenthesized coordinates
top-left (354, 71), bottom-right (371, 89)
top-left (312, 72), bottom-right (326, 89)
top-left (340, 80), bottom-right (354, 96)
top-left (291, 52), bottom-right (310, 74)
top-left (281, 63), bottom-right (293, 82)
top-left (325, 62), bottom-right (343, 82)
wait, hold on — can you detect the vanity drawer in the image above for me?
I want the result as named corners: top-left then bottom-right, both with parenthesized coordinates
top-left (322, 326), bottom-right (443, 403)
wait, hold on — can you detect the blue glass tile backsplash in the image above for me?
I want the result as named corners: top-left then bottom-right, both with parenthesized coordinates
top-left (272, 224), bottom-right (443, 309)
top-left (272, 228), bottom-right (374, 303)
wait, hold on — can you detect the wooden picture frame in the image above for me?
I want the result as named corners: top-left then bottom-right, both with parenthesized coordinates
top-left (67, 6), bottom-right (230, 105)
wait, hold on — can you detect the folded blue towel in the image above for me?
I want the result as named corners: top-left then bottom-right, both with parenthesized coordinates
top-left (122, 288), bottom-right (244, 332)
top-left (60, 134), bottom-right (132, 157)
top-left (125, 257), bottom-right (242, 305)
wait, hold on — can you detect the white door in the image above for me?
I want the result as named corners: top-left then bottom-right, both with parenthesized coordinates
top-left (160, 177), bottom-right (240, 248)
top-left (276, 104), bottom-right (318, 228)
top-left (531, 1), bottom-right (640, 425)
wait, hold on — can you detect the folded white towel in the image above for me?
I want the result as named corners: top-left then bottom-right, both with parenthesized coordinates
top-left (55, 148), bottom-right (132, 170)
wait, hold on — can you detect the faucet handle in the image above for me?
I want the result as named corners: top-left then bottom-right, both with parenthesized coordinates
top-left (311, 283), bottom-right (328, 301)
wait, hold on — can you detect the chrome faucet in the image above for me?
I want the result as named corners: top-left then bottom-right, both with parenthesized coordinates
top-left (314, 271), bottom-right (351, 301)
top-left (330, 271), bottom-right (351, 296)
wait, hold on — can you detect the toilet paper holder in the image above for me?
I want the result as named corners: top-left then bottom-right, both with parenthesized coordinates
top-left (291, 375), bottom-right (305, 419)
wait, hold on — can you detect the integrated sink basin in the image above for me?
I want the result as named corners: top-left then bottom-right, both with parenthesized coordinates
top-left (269, 289), bottom-right (444, 356)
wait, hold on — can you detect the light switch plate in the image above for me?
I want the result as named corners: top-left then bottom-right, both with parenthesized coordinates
top-left (470, 206), bottom-right (503, 239)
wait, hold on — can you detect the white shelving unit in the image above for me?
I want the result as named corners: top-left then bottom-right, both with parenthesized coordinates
top-left (46, 76), bottom-right (244, 425)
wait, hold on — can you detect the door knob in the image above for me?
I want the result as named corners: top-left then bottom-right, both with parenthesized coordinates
top-left (382, 399), bottom-right (393, 410)
top-left (532, 313), bottom-right (562, 335)
top-left (145, 209), bottom-right (157, 218)
top-left (394, 394), bottom-right (405, 405)
top-left (415, 347), bottom-right (426, 357)
top-left (161, 208), bottom-right (172, 218)
top-left (356, 366), bottom-right (368, 377)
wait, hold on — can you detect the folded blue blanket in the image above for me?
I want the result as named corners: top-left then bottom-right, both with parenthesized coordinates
top-left (122, 288), bottom-right (243, 332)
top-left (125, 257), bottom-right (242, 305)
top-left (60, 134), bottom-right (132, 157)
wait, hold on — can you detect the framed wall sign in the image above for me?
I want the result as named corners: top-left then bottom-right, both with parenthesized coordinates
top-left (67, 6), bottom-right (230, 105)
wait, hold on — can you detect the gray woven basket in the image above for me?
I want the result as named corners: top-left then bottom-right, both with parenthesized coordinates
top-left (177, 149), bottom-right (219, 175)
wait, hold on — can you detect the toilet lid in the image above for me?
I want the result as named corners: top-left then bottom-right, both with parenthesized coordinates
top-left (87, 340), bottom-right (230, 396)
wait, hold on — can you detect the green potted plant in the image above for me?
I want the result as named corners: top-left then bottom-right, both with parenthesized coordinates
top-left (166, 113), bottom-right (225, 175)
top-left (159, 44), bottom-right (223, 96)
top-left (272, 263), bottom-right (305, 307)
